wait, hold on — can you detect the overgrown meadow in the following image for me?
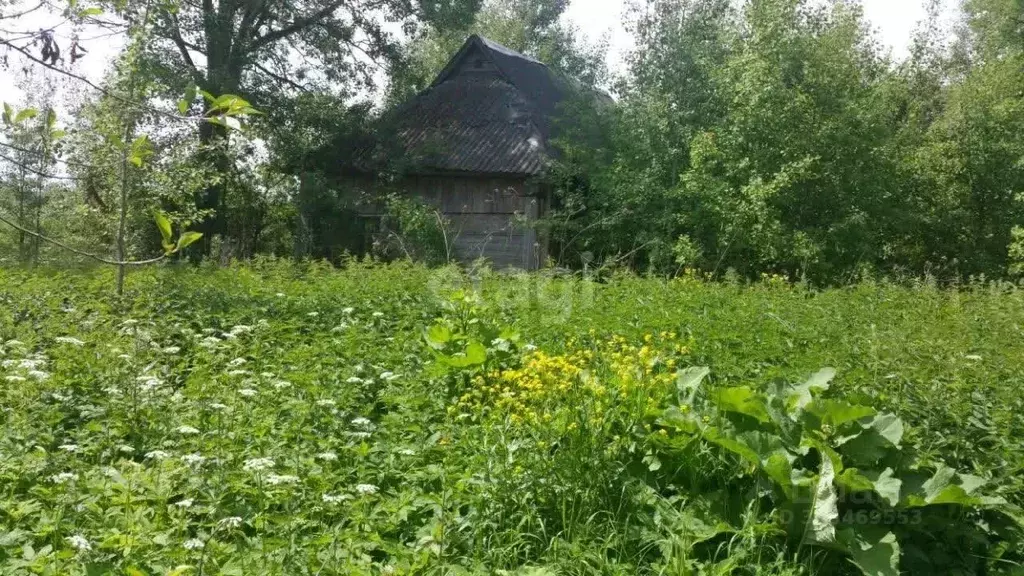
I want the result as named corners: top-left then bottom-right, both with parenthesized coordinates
top-left (1, 261), bottom-right (1023, 575)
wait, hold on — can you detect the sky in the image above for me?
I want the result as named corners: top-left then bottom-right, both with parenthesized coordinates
top-left (1, 0), bottom-right (961, 108)
top-left (564, 0), bottom-right (961, 70)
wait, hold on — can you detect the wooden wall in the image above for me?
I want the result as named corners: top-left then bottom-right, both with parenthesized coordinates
top-left (350, 174), bottom-right (545, 270)
top-left (402, 175), bottom-right (544, 270)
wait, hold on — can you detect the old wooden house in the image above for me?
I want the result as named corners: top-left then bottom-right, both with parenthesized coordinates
top-left (336, 35), bottom-right (599, 269)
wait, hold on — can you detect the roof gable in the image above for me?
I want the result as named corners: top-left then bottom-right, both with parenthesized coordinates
top-left (432, 35), bottom-right (570, 140)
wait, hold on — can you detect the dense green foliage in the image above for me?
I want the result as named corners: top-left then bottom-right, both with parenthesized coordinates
top-left (1, 262), bottom-right (1022, 574)
top-left (548, 0), bottom-right (1024, 282)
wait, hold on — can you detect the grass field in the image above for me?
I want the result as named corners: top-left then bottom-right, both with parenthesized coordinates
top-left (1, 261), bottom-right (1023, 575)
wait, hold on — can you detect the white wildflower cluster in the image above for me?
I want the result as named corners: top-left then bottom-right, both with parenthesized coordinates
top-left (346, 376), bottom-right (365, 384)
top-left (316, 451), bottom-right (338, 461)
top-left (58, 444), bottom-right (79, 453)
top-left (271, 379), bottom-right (292, 390)
top-left (3, 355), bottom-right (51, 381)
top-left (199, 335), bottom-right (221, 349)
top-left (243, 457), bottom-right (275, 472)
top-left (351, 417), bottom-right (374, 429)
top-left (342, 307), bottom-right (355, 315)
top-left (217, 516), bottom-right (243, 530)
top-left (50, 472), bottom-right (78, 484)
top-left (316, 399), bottom-right (336, 407)
top-left (208, 402), bottom-right (229, 411)
top-left (238, 388), bottom-right (258, 398)
top-left (379, 371), bottom-right (400, 382)
top-left (145, 450), bottom-right (171, 460)
top-left (183, 538), bottom-right (205, 551)
top-left (65, 534), bottom-right (92, 552)
top-left (372, 312), bottom-right (385, 318)
top-left (321, 493), bottom-right (349, 504)
top-left (174, 499), bottom-right (194, 509)
top-left (137, 376), bottom-right (164, 393)
top-left (347, 431), bottom-right (372, 440)
top-left (226, 325), bottom-right (253, 338)
top-left (54, 336), bottom-right (86, 347)
top-left (162, 346), bottom-right (181, 355)
top-left (181, 453), bottom-right (206, 466)
top-left (177, 425), bottom-right (201, 435)
top-left (227, 357), bottom-right (247, 368)
top-left (265, 474), bottom-right (300, 486)
top-left (398, 448), bottom-right (416, 456)
top-left (355, 483), bottom-right (379, 495)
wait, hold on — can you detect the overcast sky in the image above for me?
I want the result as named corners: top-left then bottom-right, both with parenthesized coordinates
top-left (565, 0), bottom-right (961, 70)
top-left (2, 0), bottom-right (961, 108)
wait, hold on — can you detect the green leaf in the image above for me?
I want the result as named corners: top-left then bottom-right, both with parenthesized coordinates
top-left (865, 414), bottom-right (903, 447)
top-left (177, 100), bottom-right (189, 115)
top-left (446, 341), bottom-right (487, 368)
top-left (78, 7), bottom-right (103, 17)
top-left (713, 386), bottom-right (772, 424)
top-left (764, 452), bottom-right (794, 495)
top-left (704, 426), bottom-right (761, 467)
top-left (789, 367), bottom-right (835, 412)
top-left (14, 108), bottom-right (37, 123)
top-left (808, 456), bottom-right (839, 544)
top-left (836, 468), bottom-right (875, 493)
top-left (154, 212), bottom-right (173, 244)
top-left (2, 102), bottom-right (12, 125)
top-left (807, 400), bottom-right (876, 428)
top-left (424, 324), bottom-right (452, 350)
top-left (676, 366), bottom-right (710, 405)
top-left (175, 231), bottom-right (203, 251)
top-left (867, 468), bottom-right (902, 507)
top-left (129, 135), bottom-right (154, 167)
top-left (840, 527), bottom-right (900, 576)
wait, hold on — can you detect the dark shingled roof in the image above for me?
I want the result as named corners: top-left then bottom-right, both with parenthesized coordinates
top-left (349, 35), bottom-right (596, 177)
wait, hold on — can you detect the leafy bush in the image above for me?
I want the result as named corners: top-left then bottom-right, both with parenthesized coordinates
top-left (0, 262), bottom-right (1022, 574)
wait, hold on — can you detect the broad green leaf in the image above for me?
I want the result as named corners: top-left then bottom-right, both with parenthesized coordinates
top-left (446, 341), bottom-right (487, 368)
top-left (764, 452), bottom-right (794, 495)
top-left (921, 465), bottom-right (956, 502)
top-left (865, 414), bottom-right (903, 447)
top-left (177, 100), bottom-right (189, 115)
top-left (713, 386), bottom-right (772, 424)
top-left (789, 367), bottom-right (835, 412)
top-left (704, 426), bottom-right (761, 467)
top-left (836, 468), bottom-right (875, 493)
top-left (14, 108), bottom-right (37, 123)
top-left (807, 400), bottom-right (876, 428)
top-left (78, 7), bottom-right (103, 17)
top-left (867, 468), bottom-right (902, 507)
top-left (424, 324), bottom-right (453, 350)
top-left (154, 212), bottom-right (173, 244)
top-left (676, 366), bottom-right (709, 405)
top-left (658, 405), bottom-right (700, 434)
top-left (840, 527), bottom-right (900, 576)
top-left (808, 456), bottom-right (838, 544)
top-left (175, 231), bottom-right (203, 251)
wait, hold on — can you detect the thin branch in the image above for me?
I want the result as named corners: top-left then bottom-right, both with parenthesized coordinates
top-left (0, 211), bottom-right (168, 266)
top-left (0, 1), bottom-right (45, 20)
top-left (0, 150), bottom-right (82, 180)
top-left (165, 11), bottom-right (204, 83)
top-left (0, 140), bottom-right (96, 170)
top-left (0, 39), bottom-right (202, 124)
top-left (248, 0), bottom-right (347, 52)
top-left (251, 60), bottom-right (310, 92)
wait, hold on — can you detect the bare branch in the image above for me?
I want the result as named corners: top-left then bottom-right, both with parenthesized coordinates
top-left (0, 150), bottom-right (82, 180)
top-left (0, 211), bottom-right (168, 266)
top-left (248, 0), bottom-right (347, 52)
top-left (0, 39), bottom-right (202, 124)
